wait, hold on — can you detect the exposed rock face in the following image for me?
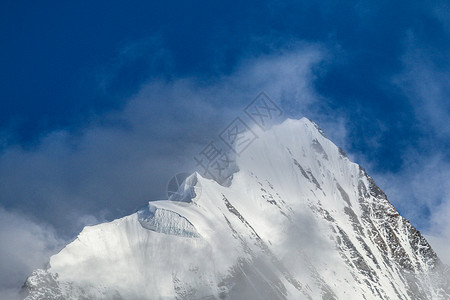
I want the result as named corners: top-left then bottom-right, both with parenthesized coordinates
top-left (23, 118), bottom-right (450, 299)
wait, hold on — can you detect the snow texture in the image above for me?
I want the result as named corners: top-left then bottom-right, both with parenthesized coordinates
top-left (23, 118), bottom-right (450, 300)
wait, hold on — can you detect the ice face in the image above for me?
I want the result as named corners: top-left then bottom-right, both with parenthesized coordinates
top-left (137, 204), bottom-right (200, 238)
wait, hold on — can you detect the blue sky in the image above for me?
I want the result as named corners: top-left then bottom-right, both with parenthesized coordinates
top-left (0, 0), bottom-right (449, 296)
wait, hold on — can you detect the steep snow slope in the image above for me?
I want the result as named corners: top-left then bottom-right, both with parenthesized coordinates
top-left (24, 118), bottom-right (450, 299)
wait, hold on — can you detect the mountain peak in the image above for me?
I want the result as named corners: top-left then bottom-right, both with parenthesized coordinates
top-left (23, 118), bottom-right (450, 300)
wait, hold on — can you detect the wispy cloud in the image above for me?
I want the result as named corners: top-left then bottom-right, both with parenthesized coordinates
top-left (394, 33), bottom-right (450, 140)
top-left (0, 43), bottom-right (329, 294)
top-left (0, 44), bottom-right (325, 235)
top-left (370, 27), bottom-right (450, 264)
top-left (370, 151), bottom-right (450, 264)
top-left (0, 207), bottom-right (63, 299)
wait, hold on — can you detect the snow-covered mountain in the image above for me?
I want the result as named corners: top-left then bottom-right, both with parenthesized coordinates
top-left (23, 118), bottom-right (450, 299)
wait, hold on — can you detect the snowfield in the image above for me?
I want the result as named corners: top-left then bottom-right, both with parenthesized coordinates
top-left (24, 118), bottom-right (450, 299)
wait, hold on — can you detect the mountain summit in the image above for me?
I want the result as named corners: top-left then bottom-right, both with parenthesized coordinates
top-left (24, 118), bottom-right (450, 299)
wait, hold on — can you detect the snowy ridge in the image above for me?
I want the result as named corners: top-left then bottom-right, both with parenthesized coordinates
top-left (23, 118), bottom-right (450, 299)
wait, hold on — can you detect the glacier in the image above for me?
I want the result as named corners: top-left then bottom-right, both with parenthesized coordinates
top-left (23, 118), bottom-right (450, 299)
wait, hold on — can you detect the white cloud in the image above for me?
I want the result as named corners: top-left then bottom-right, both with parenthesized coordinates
top-left (393, 32), bottom-right (450, 139)
top-left (0, 207), bottom-right (63, 300)
top-left (425, 180), bottom-right (450, 265)
top-left (385, 32), bottom-right (450, 264)
top-left (341, 139), bottom-right (450, 266)
top-left (0, 44), bottom-right (328, 294)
